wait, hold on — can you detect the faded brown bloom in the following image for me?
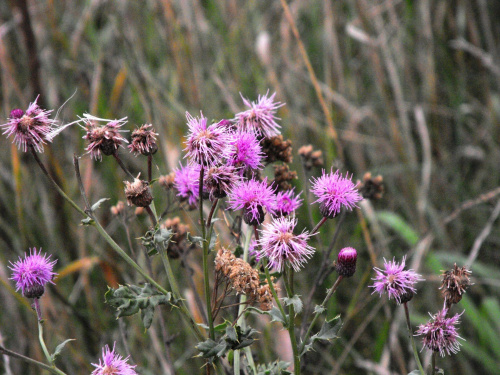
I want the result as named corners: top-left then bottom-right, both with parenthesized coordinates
top-left (273, 164), bottom-right (297, 192)
top-left (261, 135), bottom-right (293, 164)
top-left (124, 178), bottom-right (153, 207)
top-left (357, 172), bottom-right (384, 200)
top-left (298, 144), bottom-right (323, 170)
top-left (441, 264), bottom-right (472, 306)
top-left (158, 172), bottom-right (176, 190)
top-left (161, 217), bottom-right (193, 259)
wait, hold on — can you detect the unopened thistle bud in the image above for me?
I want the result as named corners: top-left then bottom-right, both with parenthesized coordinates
top-left (273, 164), bottom-right (297, 192)
top-left (336, 247), bottom-right (357, 277)
top-left (440, 264), bottom-right (472, 306)
top-left (298, 145), bottom-right (324, 171)
top-left (124, 178), bottom-right (153, 207)
top-left (357, 172), bottom-right (384, 200)
top-left (261, 135), bottom-right (293, 164)
top-left (110, 201), bottom-right (126, 217)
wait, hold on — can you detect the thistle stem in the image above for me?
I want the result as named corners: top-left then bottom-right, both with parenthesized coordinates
top-left (0, 345), bottom-right (67, 375)
top-left (430, 352), bottom-right (436, 375)
top-left (148, 154), bottom-right (153, 183)
top-left (403, 302), bottom-right (425, 375)
top-left (311, 216), bottom-right (328, 235)
top-left (113, 153), bottom-right (135, 180)
top-left (283, 268), bottom-right (300, 375)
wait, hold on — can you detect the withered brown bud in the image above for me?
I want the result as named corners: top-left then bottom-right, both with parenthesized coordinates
top-left (161, 217), bottom-right (192, 259)
top-left (298, 144), bottom-right (323, 170)
top-left (124, 178), bottom-right (153, 207)
top-left (357, 172), bottom-right (384, 200)
top-left (128, 124), bottom-right (159, 156)
top-left (261, 135), bottom-right (293, 164)
top-left (110, 201), bottom-right (126, 216)
top-left (273, 164), bottom-right (297, 192)
top-left (440, 264), bottom-right (472, 306)
top-left (158, 172), bottom-right (176, 190)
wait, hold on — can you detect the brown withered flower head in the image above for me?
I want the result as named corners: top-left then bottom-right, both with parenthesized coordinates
top-left (298, 144), bottom-right (324, 171)
top-left (261, 135), bottom-right (293, 164)
top-left (82, 117), bottom-right (128, 161)
top-left (440, 264), bottom-right (472, 306)
top-left (161, 217), bottom-right (193, 259)
top-left (273, 164), bottom-right (297, 192)
top-left (128, 124), bottom-right (158, 156)
top-left (214, 247), bottom-right (277, 311)
top-left (124, 177), bottom-right (153, 208)
top-left (357, 172), bottom-right (384, 200)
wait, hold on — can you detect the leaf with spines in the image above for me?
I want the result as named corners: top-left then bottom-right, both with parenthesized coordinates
top-left (283, 295), bottom-right (303, 314)
top-left (300, 315), bottom-right (342, 356)
top-left (248, 306), bottom-right (288, 327)
top-left (255, 360), bottom-right (292, 375)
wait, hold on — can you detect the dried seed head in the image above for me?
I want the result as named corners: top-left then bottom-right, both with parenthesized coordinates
top-left (440, 264), bottom-right (472, 306)
top-left (273, 164), bottom-right (298, 192)
top-left (83, 118), bottom-right (128, 160)
top-left (357, 172), bottom-right (384, 200)
top-left (128, 124), bottom-right (158, 156)
top-left (124, 178), bottom-right (153, 207)
top-left (336, 247), bottom-right (357, 278)
top-left (261, 135), bottom-right (293, 164)
top-left (298, 145), bottom-right (324, 170)
top-left (158, 172), bottom-right (176, 190)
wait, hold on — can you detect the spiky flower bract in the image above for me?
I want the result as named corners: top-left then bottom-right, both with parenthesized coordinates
top-left (235, 91), bottom-right (284, 138)
top-left (128, 124), bottom-right (158, 156)
top-left (174, 163), bottom-right (200, 207)
top-left (275, 188), bottom-right (302, 216)
top-left (370, 256), bottom-right (423, 304)
top-left (1, 96), bottom-right (56, 152)
top-left (310, 168), bottom-right (363, 218)
top-left (184, 111), bottom-right (229, 167)
top-left (336, 247), bottom-right (357, 277)
top-left (9, 248), bottom-right (57, 298)
top-left (258, 216), bottom-right (315, 272)
top-left (416, 309), bottom-right (464, 357)
top-left (91, 343), bottom-right (137, 375)
top-left (124, 178), bottom-right (153, 207)
top-left (82, 116), bottom-right (128, 161)
top-left (227, 177), bottom-right (276, 226)
top-left (204, 165), bottom-right (240, 200)
top-left (227, 130), bottom-right (263, 172)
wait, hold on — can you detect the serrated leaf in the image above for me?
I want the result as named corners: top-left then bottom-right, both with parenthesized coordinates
top-left (50, 339), bottom-right (75, 362)
top-left (225, 325), bottom-right (238, 344)
top-left (187, 232), bottom-right (205, 246)
top-left (312, 315), bottom-right (342, 341)
top-left (255, 360), bottom-right (292, 375)
top-left (283, 295), bottom-right (303, 314)
top-left (91, 198), bottom-right (110, 211)
top-left (154, 228), bottom-right (173, 244)
top-left (313, 305), bottom-right (326, 314)
top-left (247, 306), bottom-right (288, 327)
top-left (105, 284), bottom-right (175, 329)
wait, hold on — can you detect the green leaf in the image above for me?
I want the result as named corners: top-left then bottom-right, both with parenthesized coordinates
top-left (50, 339), bottom-right (75, 362)
top-left (187, 232), bottom-right (205, 246)
top-left (300, 315), bottom-right (343, 356)
top-left (283, 295), bottom-right (303, 314)
top-left (81, 217), bottom-right (94, 226)
top-left (247, 306), bottom-right (288, 326)
top-left (105, 284), bottom-right (175, 329)
top-left (376, 211), bottom-right (419, 246)
top-left (91, 198), bottom-right (110, 211)
top-left (255, 360), bottom-right (292, 375)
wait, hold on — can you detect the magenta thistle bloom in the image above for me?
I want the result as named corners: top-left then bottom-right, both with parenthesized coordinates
top-left (370, 256), bottom-right (423, 304)
top-left (258, 216), bottom-right (315, 272)
top-left (1, 96), bottom-right (56, 152)
top-left (9, 248), bottom-right (57, 299)
top-left (235, 91), bottom-right (284, 138)
top-left (275, 188), bottom-right (303, 216)
top-left (248, 240), bottom-right (262, 262)
top-left (416, 309), bottom-right (464, 357)
top-left (227, 177), bottom-right (276, 226)
top-left (82, 116), bottom-right (128, 161)
top-left (204, 165), bottom-right (240, 200)
top-left (174, 163), bottom-right (201, 207)
top-left (91, 343), bottom-right (137, 375)
top-left (184, 111), bottom-right (229, 167)
top-left (310, 168), bottom-right (363, 218)
top-left (227, 130), bottom-right (264, 172)
top-left (128, 124), bottom-right (158, 156)
top-left (336, 247), bottom-right (357, 278)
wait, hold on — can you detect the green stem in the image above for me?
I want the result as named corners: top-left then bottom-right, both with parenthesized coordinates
top-left (38, 320), bottom-right (52, 366)
top-left (430, 352), bottom-right (436, 375)
top-left (0, 345), bottom-right (67, 375)
top-left (299, 276), bottom-right (343, 355)
top-left (284, 268), bottom-right (300, 375)
top-left (263, 264), bottom-right (287, 327)
top-left (403, 302), bottom-right (425, 375)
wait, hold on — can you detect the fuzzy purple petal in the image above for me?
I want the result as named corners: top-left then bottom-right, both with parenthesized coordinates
top-left (9, 248), bottom-right (57, 295)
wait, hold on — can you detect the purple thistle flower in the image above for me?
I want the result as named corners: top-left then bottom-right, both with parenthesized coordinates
top-left (1, 96), bottom-right (56, 153)
top-left (235, 91), bottom-right (284, 138)
top-left (275, 188), bottom-right (303, 216)
top-left (310, 168), bottom-right (363, 218)
top-left (91, 343), bottom-right (137, 375)
top-left (128, 124), bottom-right (158, 156)
top-left (174, 163), bottom-right (201, 207)
top-left (227, 130), bottom-right (264, 172)
top-left (227, 177), bottom-right (276, 226)
top-left (248, 240), bottom-right (261, 262)
top-left (370, 256), bottom-right (423, 304)
top-left (9, 248), bottom-right (57, 299)
top-left (258, 216), bottom-right (315, 272)
top-left (184, 111), bottom-right (229, 167)
top-left (204, 165), bottom-right (240, 200)
top-left (82, 116), bottom-right (128, 161)
top-left (416, 309), bottom-right (464, 357)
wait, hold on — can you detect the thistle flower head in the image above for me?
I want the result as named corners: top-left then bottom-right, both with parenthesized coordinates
top-left (204, 165), bottom-right (240, 200)
top-left (227, 177), bottom-right (276, 226)
top-left (91, 343), bottom-right (137, 375)
top-left (82, 116), bottom-right (128, 161)
top-left (184, 111), bottom-right (229, 167)
top-left (336, 247), bottom-right (357, 278)
top-left (128, 124), bottom-right (158, 156)
top-left (1, 96), bottom-right (56, 152)
top-left (310, 168), bottom-right (363, 218)
top-left (124, 177), bottom-right (153, 207)
top-left (258, 216), bottom-right (315, 272)
top-left (174, 163), bottom-right (201, 207)
top-left (275, 188), bottom-right (302, 216)
top-left (416, 309), bottom-right (464, 357)
top-left (235, 91), bottom-right (284, 138)
top-left (9, 248), bottom-right (57, 298)
top-left (227, 130), bottom-right (264, 172)
top-left (371, 257), bottom-right (423, 304)
top-left (440, 264), bottom-right (473, 306)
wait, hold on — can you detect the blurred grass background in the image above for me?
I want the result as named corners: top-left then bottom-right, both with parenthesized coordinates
top-left (1, 0), bottom-right (500, 374)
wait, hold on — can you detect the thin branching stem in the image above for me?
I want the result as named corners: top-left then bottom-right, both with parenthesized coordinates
top-left (403, 302), bottom-right (425, 375)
